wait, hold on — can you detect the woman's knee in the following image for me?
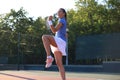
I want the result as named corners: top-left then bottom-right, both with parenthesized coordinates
top-left (42, 35), bottom-right (49, 40)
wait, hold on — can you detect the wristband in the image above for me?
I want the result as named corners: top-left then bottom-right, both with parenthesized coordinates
top-left (48, 20), bottom-right (53, 26)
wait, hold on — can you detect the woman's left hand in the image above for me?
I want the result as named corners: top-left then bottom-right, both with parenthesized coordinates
top-left (48, 16), bottom-right (53, 21)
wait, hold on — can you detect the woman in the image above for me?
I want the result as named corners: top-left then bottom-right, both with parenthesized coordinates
top-left (42, 8), bottom-right (67, 80)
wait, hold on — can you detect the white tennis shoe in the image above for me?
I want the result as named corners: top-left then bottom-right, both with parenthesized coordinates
top-left (45, 57), bottom-right (54, 68)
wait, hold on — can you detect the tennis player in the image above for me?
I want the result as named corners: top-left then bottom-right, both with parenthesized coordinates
top-left (42, 8), bottom-right (67, 80)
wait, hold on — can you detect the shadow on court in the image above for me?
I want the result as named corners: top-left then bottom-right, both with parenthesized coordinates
top-left (0, 71), bottom-right (120, 80)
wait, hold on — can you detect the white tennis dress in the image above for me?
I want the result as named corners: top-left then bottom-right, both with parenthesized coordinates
top-left (50, 36), bottom-right (66, 56)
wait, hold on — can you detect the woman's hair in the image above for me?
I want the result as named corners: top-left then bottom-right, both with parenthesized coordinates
top-left (60, 8), bottom-right (67, 20)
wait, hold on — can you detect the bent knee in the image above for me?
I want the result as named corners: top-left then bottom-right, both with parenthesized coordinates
top-left (42, 35), bottom-right (54, 40)
top-left (42, 35), bottom-right (49, 40)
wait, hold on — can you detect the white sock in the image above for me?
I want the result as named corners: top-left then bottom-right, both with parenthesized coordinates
top-left (47, 55), bottom-right (52, 59)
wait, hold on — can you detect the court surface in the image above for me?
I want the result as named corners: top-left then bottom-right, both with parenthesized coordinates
top-left (0, 70), bottom-right (120, 80)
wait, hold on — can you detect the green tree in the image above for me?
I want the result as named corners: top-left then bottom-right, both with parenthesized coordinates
top-left (67, 0), bottom-right (120, 64)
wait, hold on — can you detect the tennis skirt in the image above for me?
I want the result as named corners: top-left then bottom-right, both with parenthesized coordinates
top-left (50, 36), bottom-right (66, 56)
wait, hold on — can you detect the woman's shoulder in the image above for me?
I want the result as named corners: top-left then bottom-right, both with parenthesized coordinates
top-left (59, 18), bottom-right (66, 23)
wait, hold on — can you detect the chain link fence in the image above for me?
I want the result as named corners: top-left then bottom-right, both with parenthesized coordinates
top-left (0, 31), bottom-right (46, 66)
top-left (1, 30), bottom-right (120, 66)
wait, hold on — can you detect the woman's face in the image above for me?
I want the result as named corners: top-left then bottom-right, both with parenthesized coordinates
top-left (57, 9), bottom-right (65, 18)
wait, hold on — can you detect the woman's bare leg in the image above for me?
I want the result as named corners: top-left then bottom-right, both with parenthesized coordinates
top-left (42, 35), bottom-right (57, 68)
top-left (54, 51), bottom-right (66, 80)
top-left (42, 35), bottom-right (57, 57)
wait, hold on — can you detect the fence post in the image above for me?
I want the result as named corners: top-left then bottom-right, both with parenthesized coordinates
top-left (66, 37), bottom-right (68, 65)
top-left (17, 32), bottom-right (20, 70)
top-left (66, 28), bottom-right (69, 66)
